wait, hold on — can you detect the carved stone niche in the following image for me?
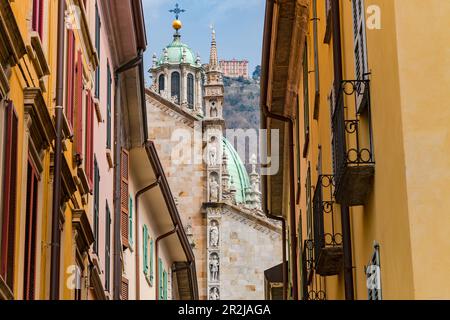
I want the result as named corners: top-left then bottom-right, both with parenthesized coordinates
top-left (208, 219), bottom-right (220, 249)
top-left (208, 171), bottom-right (220, 203)
top-left (209, 286), bottom-right (220, 300)
top-left (209, 252), bottom-right (220, 283)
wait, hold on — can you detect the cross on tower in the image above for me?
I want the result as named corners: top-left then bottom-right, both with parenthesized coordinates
top-left (169, 3), bottom-right (186, 20)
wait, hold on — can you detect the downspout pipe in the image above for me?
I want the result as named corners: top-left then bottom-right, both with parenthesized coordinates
top-left (134, 175), bottom-right (161, 300)
top-left (155, 225), bottom-right (179, 300)
top-left (331, 0), bottom-right (354, 300)
top-left (50, 0), bottom-right (66, 300)
top-left (113, 51), bottom-right (144, 300)
top-left (262, 105), bottom-right (298, 300)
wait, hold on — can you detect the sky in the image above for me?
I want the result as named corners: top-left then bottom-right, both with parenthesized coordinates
top-left (142, 0), bottom-right (266, 84)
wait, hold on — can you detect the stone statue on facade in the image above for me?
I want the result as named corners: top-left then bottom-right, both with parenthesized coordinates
top-left (209, 175), bottom-right (220, 202)
top-left (209, 221), bottom-right (219, 248)
top-left (209, 287), bottom-right (220, 300)
top-left (209, 254), bottom-right (219, 282)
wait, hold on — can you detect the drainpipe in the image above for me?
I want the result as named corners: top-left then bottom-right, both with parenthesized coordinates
top-left (134, 175), bottom-right (161, 300)
top-left (262, 105), bottom-right (298, 300)
top-left (50, 0), bottom-right (66, 300)
top-left (331, 0), bottom-right (354, 300)
top-left (113, 52), bottom-right (143, 300)
top-left (155, 225), bottom-right (179, 300)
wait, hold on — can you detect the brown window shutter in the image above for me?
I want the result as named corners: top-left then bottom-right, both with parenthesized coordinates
top-left (121, 149), bottom-right (129, 249)
top-left (75, 50), bottom-right (84, 164)
top-left (85, 91), bottom-right (94, 188)
top-left (121, 276), bottom-right (129, 300)
top-left (1, 102), bottom-right (18, 291)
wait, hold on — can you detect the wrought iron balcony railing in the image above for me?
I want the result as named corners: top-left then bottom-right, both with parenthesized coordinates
top-left (302, 240), bottom-right (326, 301)
top-left (331, 80), bottom-right (375, 206)
top-left (313, 175), bottom-right (343, 276)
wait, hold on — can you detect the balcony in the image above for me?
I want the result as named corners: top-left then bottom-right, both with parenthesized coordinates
top-left (331, 80), bottom-right (375, 206)
top-left (302, 240), bottom-right (326, 300)
top-left (313, 175), bottom-right (343, 276)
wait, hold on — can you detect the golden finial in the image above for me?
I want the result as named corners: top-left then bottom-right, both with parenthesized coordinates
top-left (170, 4), bottom-right (185, 32)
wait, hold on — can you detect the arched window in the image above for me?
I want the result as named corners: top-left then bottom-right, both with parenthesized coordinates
top-left (171, 71), bottom-right (180, 104)
top-left (187, 73), bottom-right (194, 108)
top-left (158, 74), bottom-right (165, 93)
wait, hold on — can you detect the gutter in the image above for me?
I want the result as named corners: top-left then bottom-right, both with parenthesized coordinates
top-left (134, 175), bottom-right (161, 300)
top-left (50, 0), bottom-right (66, 300)
top-left (331, 0), bottom-right (354, 300)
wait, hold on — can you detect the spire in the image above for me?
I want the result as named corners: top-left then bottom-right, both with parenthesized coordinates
top-left (209, 26), bottom-right (218, 69)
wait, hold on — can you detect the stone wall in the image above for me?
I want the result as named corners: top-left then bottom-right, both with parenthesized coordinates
top-left (218, 207), bottom-right (282, 300)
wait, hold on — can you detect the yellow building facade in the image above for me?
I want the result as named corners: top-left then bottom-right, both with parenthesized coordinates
top-left (261, 0), bottom-right (450, 300)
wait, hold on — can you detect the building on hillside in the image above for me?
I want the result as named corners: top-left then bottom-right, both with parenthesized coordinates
top-left (147, 15), bottom-right (282, 300)
top-left (219, 59), bottom-right (249, 79)
top-left (260, 0), bottom-right (450, 300)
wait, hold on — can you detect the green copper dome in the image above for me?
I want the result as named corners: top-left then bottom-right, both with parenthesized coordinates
top-left (222, 137), bottom-right (251, 204)
top-left (158, 35), bottom-right (197, 66)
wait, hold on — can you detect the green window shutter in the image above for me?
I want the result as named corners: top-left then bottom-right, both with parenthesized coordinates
top-left (163, 270), bottom-right (168, 300)
top-left (149, 239), bottom-right (154, 286)
top-left (129, 196), bottom-right (133, 246)
top-left (159, 259), bottom-right (164, 299)
top-left (143, 225), bottom-right (148, 275)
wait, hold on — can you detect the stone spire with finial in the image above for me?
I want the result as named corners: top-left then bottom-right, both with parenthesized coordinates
top-left (209, 26), bottom-right (219, 71)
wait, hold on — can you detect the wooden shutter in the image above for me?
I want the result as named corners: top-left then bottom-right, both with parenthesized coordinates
top-left (75, 50), bottom-right (84, 163)
top-left (121, 276), bottom-right (129, 300)
top-left (128, 197), bottom-right (133, 246)
top-left (23, 160), bottom-right (39, 300)
top-left (106, 64), bottom-right (112, 149)
top-left (149, 239), bottom-right (154, 286)
top-left (303, 40), bottom-right (310, 153)
top-left (352, 0), bottom-right (369, 110)
top-left (121, 149), bottom-right (129, 248)
top-left (163, 270), bottom-right (168, 300)
top-left (85, 91), bottom-right (94, 187)
top-left (94, 4), bottom-right (101, 99)
top-left (32, 0), bottom-right (44, 39)
top-left (66, 30), bottom-right (75, 127)
top-left (1, 102), bottom-right (18, 291)
top-left (105, 202), bottom-right (111, 291)
top-left (159, 259), bottom-right (164, 299)
top-left (143, 225), bottom-right (148, 275)
top-left (93, 158), bottom-right (100, 254)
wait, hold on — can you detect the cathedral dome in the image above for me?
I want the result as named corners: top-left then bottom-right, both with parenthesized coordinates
top-left (222, 138), bottom-right (251, 204)
top-left (158, 35), bottom-right (197, 66)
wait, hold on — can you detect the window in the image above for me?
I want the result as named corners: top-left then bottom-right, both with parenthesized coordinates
top-left (93, 157), bottom-right (100, 254)
top-left (75, 50), bottom-right (84, 163)
top-left (312, 0), bottom-right (320, 120)
top-left (23, 160), bottom-right (39, 300)
top-left (306, 164), bottom-right (312, 239)
top-left (105, 202), bottom-right (111, 292)
top-left (302, 41), bottom-right (310, 157)
top-left (171, 72), bottom-right (180, 104)
top-left (0, 102), bottom-right (18, 292)
top-left (106, 63), bottom-right (112, 149)
top-left (121, 277), bottom-right (129, 300)
top-left (158, 258), bottom-right (165, 300)
top-left (143, 225), bottom-right (148, 276)
top-left (158, 74), bottom-right (165, 93)
top-left (352, 0), bottom-right (369, 111)
top-left (121, 149), bottom-right (129, 249)
top-left (95, 3), bottom-right (101, 99)
top-left (85, 91), bottom-right (94, 186)
top-left (32, 0), bottom-right (44, 40)
top-left (128, 196), bottom-right (133, 247)
top-left (149, 238), bottom-right (154, 286)
top-left (66, 30), bottom-right (75, 127)
top-left (187, 73), bottom-right (194, 108)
